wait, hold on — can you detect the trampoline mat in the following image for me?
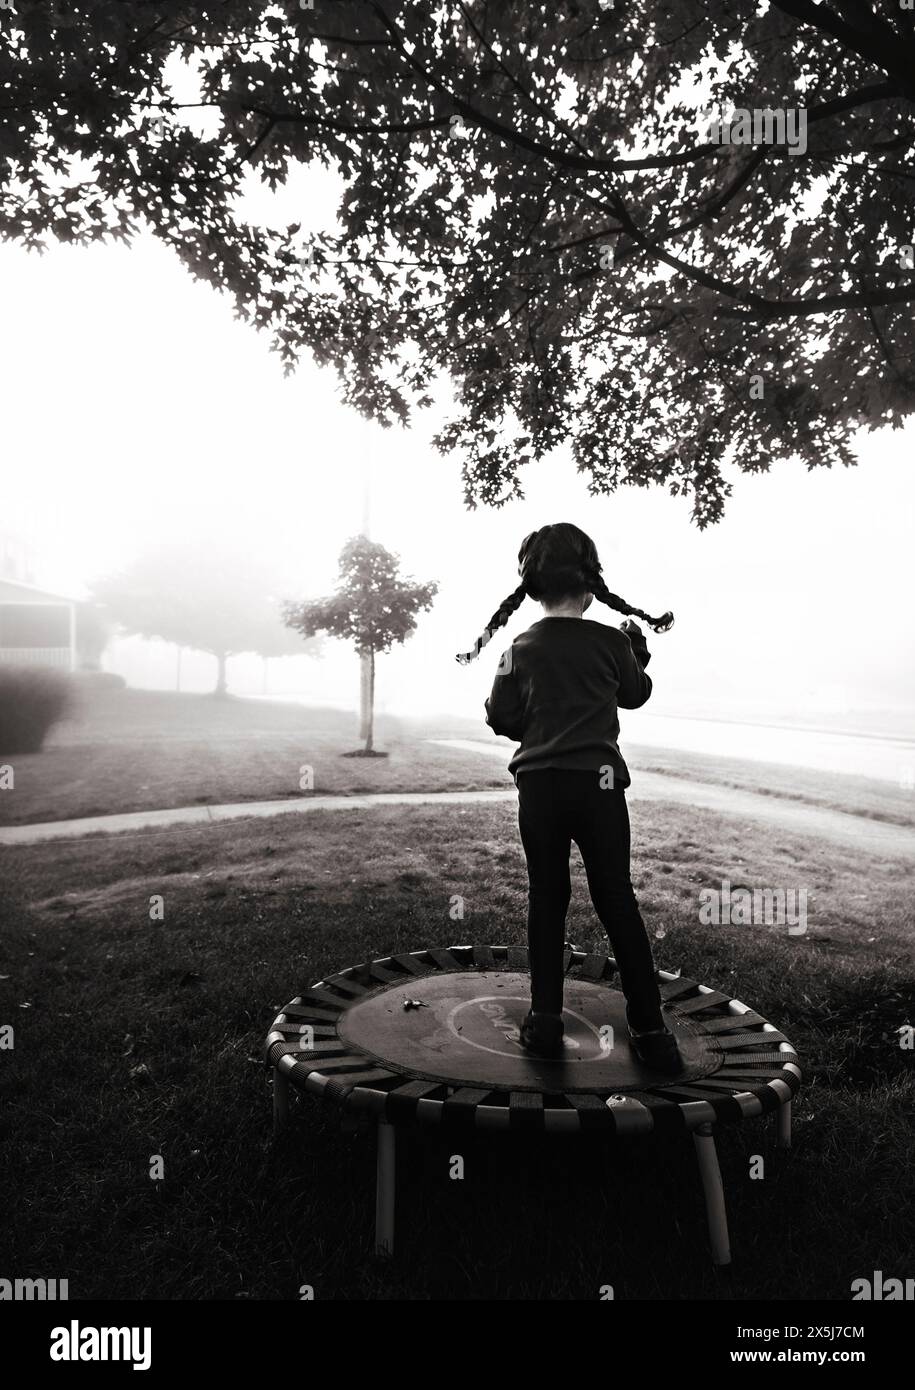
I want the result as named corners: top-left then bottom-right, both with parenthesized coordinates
top-left (338, 970), bottom-right (720, 1092)
top-left (266, 946), bottom-right (802, 1131)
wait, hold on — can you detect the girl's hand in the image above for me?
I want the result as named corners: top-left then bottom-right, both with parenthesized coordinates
top-left (620, 618), bottom-right (651, 667)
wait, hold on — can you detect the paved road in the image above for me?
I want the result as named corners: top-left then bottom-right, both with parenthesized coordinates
top-left (0, 738), bottom-right (912, 858)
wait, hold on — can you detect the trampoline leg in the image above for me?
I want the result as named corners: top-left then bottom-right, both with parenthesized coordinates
top-left (692, 1124), bottom-right (731, 1267)
top-left (776, 1099), bottom-right (792, 1151)
top-left (272, 1067), bottom-right (290, 1135)
top-left (375, 1119), bottom-right (396, 1258)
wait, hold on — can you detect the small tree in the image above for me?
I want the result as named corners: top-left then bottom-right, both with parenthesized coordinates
top-left (93, 544), bottom-right (321, 696)
top-left (284, 536), bottom-right (437, 755)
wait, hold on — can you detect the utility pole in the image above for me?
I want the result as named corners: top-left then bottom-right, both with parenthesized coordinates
top-left (359, 434), bottom-right (373, 742)
top-left (362, 437), bottom-right (372, 537)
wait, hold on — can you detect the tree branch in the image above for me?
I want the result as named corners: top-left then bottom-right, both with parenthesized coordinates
top-left (768, 0), bottom-right (915, 97)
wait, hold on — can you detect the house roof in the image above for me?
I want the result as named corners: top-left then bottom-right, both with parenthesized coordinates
top-left (0, 577), bottom-right (78, 604)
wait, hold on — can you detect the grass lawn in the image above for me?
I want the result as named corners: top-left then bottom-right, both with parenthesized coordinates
top-left (1, 794), bottom-right (912, 1300)
top-left (2, 686), bottom-right (912, 830)
top-left (0, 689), bottom-right (510, 826)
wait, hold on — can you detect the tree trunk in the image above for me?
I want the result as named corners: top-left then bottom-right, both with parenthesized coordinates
top-left (359, 651), bottom-right (371, 739)
top-left (214, 651), bottom-right (228, 697)
top-left (363, 648), bottom-right (375, 752)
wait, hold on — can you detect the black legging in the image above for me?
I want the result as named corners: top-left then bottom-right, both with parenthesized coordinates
top-left (517, 768), bottom-right (664, 1030)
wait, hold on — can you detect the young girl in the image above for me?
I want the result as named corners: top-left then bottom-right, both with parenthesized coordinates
top-left (457, 523), bottom-right (681, 1072)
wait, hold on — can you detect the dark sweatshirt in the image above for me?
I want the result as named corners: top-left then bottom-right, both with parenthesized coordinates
top-left (484, 617), bottom-right (653, 787)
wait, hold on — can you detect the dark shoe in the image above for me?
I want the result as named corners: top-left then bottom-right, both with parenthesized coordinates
top-left (519, 1010), bottom-right (564, 1058)
top-left (627, 1005), bottom-right (682, 1074)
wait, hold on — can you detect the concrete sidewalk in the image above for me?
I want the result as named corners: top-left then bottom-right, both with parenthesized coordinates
top-left (430, 740), bottom-right (915, 859)
top-left (1, 745), bottom-right (913, 858)
top-left (0, 789), bottom-right (518, 847)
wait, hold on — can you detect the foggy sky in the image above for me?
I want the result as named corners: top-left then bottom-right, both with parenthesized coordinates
top-left (2, 193), bottom-right (913, 738)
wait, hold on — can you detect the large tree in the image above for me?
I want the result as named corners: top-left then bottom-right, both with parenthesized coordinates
top-left (4, 2), bottom-right (914, 522)
top-left (283, 535), bottom-right (437, 754)
top-left (93, 544), bottom-right (322, 695)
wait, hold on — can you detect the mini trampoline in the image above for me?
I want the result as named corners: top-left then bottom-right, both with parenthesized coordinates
top-left (266, 944), bottom-right (801, 1266)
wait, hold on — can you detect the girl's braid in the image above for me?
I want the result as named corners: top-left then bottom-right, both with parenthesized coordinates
top-left (455, 582), bottom-right (527, 664)
top-left (587, 570), bottom-right (674, 634)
